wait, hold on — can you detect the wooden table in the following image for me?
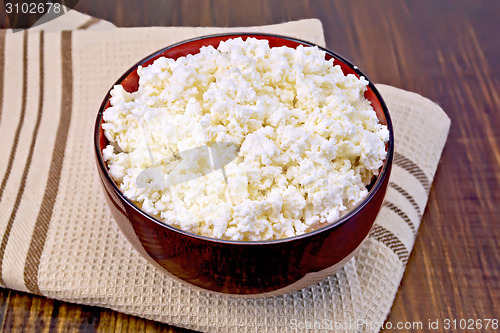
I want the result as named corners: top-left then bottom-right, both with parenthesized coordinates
top-left (0, 1), bottom-right (498, 331)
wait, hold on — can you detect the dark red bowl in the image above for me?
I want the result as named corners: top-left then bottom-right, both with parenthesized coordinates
top-left (94, 33), bottom-right (394, 296)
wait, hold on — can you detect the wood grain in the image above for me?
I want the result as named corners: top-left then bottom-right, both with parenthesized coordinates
top-left (0, 0), bottom-right (499, 332)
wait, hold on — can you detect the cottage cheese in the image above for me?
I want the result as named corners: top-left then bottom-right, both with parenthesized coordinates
top-left (102, 38), bottom-right (389, 241)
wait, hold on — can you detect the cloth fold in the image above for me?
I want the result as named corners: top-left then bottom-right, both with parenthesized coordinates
top-left (0, 9), bottom-right (450, 333)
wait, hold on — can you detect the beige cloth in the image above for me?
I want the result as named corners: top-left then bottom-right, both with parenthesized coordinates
top-left (0, 9), bottom-right (450, 333)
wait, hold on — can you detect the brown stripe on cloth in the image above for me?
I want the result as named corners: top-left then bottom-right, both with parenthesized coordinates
top-left (0, 31), bottom-right (29, 286)
top-left (389, 182), bottom-right (422, 218)
top-left (393, 152), bottom-right (431, 193)
top-left (0, 32), bottom-right (45, 287)
top-left (0, 31), bottom-right (28, 204)
top-left (24, 31), bottom-right (73, 295)
top-left (0, 30), bottom-right (6, 125)
top-left (369, 224), bottom-right (409, 265)
top-left (382, 201), bottom-right (416, 235)
top-left (77, 17), bottom-right (101, 30)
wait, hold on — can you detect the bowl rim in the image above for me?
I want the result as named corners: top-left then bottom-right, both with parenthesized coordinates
top-left (94, 32), bottom-right (394, 246)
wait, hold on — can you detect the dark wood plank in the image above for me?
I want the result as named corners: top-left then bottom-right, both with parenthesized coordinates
top-left (0, 0), bottom-right (498, 332)
top-left (0, 288), bottom-right (194, 332)
top-left (0, 289), bottom-right (10, 330)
